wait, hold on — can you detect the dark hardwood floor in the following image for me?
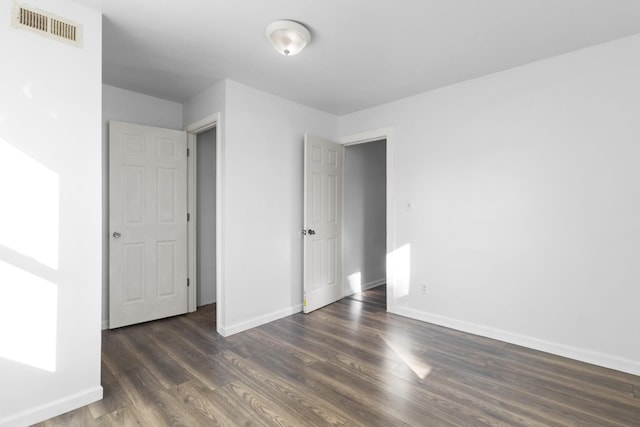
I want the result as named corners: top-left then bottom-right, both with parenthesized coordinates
top-left (36, 285), bottom-right (640, 426)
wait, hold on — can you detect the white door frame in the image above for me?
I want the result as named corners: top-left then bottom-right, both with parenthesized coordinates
top-left (185, 113), bottom-right (225, 334)
top-left (338, 127), bottom-right (395, 312)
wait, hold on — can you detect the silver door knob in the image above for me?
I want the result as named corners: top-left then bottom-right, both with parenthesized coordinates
top-left (112, 232), bottom-right (122, 238)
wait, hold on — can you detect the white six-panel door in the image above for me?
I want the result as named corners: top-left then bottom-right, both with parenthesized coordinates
top-left (109, 121), bottom-right (188, 328)
top-left (303, 134), bottom-right (344, 313)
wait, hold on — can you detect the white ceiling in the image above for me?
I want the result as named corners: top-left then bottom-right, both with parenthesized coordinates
top-left (74, 0), bottom-right (640, 115)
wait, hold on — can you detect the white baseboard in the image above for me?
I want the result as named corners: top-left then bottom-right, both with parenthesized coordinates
top-left (217, 304), bottom-right (303, 337)
top-left (343, 278), bottom-right (386, 297)
top-left (219, 279), bottom-right (386, 337)
top-left (362, 279), bottom-right (385, 291)
top-left (0, 386), bottom-right (103, 427)
top-left (392, 306), bottom-right (640, 377)
top-left (199, 298), bottom-right (216, 307)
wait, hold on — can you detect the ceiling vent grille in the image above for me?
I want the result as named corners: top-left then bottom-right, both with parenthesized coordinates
top-left (11, 3), bottom-right (83, 47)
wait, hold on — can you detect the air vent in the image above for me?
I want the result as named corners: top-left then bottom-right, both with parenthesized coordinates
top-left (18, 6), bottom-right (47, 32)
top-left (50, 18), bottom-right (77, 42)
top-left (11, 3), bottom-right (83, 47)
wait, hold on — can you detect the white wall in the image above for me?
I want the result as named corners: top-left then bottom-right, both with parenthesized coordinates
top-left (222, 81), bottom-right (338, 333)
top-left (196, 127), bottom-right (216, 305)
top-left (343, 140), bottom-right (387, 295)
top-left (0, 1), bottom-right (103, 425)
top-left (185, 80), bottom-right (339, 334)
top-left (338, 34), bottom-right (640, 375)
top-left (184, 80), bottom-right (226, 127)
top-left (102, 84), bottom-right (183, 328)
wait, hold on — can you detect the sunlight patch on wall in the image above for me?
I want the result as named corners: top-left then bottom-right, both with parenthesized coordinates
top-left (0, 138), bottom-right (59, 269)
top-left (387, 244), bottom-right (411, 299)
top-left (348, 271), bottom-right (362, 293)
top-left (22, 84), bottom-right (32, 99)
top-left (0, 261), bottom-right (57, 372)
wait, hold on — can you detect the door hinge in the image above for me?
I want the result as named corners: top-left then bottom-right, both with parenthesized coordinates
top-left (187, 213), bottom-right (191, 222)
top-left (187, 278), bottom-right (190, 287)
top-left (187, 148), bottom-right (190, 157)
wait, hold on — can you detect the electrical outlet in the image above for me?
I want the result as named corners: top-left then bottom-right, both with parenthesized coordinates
top-left (421, 282), bottom-right (428, 294)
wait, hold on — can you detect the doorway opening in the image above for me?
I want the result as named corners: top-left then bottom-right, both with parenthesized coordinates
top-left (343, 138), bottom-right (387, 309)
top-left (186, 113), bottom-right (224, 333)
top-left (195, 128), bottom-right (216, 308)
top-left (339, 127), bottom-right (394, 312)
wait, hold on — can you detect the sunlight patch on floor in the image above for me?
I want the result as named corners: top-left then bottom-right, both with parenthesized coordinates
top-left (383, 336), bottom-right (432, 379)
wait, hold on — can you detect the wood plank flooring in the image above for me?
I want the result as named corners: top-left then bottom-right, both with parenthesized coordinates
top-left (35, 286), bottom-right (640, 426)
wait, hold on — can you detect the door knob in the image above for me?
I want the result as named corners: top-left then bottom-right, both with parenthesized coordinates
top-left (113, 231), bottom-right (122, 238)
top-left (308, 229), bottom-right (316, 235)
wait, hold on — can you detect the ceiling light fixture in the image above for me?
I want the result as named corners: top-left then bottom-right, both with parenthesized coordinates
top-left (265, 20), bottom-right (311, 56)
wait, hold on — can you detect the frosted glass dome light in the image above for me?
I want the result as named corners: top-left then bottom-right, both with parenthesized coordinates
top-left (265, 20), bottom-right (311, 56)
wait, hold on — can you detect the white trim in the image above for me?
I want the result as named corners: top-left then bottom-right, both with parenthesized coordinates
top-left (393, 306), bottom-right (640, 377)
top-left (186, 113), bottom-right (218, 134)
top-left (338, 127), bottom-right (396, 312)
top-left (338, 127), bottom-right (393, 146)
top-left (0, 386), bottom-right (103, 427)
top-left (187, 134), bottom-right (197, 312)
top-left (184, 113), bottom-right (225, 334)
top-left (343, 278), bottom-right (386, 297)
top-left (219, 304), bottom-right (303, 337)
top-left (101, 319), bottom-right (109, 330)
top-left (214, 116), bottom-right (224, 335)
top-left (362, 278), bottom-right (385, 291)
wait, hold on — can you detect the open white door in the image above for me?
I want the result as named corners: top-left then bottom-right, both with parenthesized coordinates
top-left (109, 121), bottom-right (188, 328)
top-left (303, 134), bottom-right (344, 313)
